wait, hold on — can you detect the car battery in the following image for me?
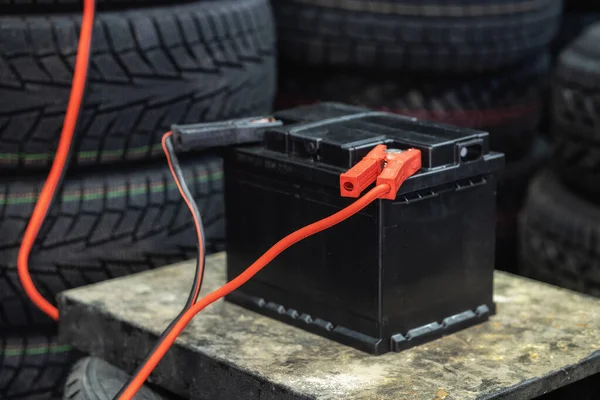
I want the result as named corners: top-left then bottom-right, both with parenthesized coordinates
top-left (225, 103), bottom-right (505, 355)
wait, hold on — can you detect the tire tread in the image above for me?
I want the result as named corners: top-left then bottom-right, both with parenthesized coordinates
top-left (552, 24), bottom-right (600, 199)
top-left (273, 0), bottom-right (561, 71)
top-left (0, 333), bottom-right (79, 400)
top-left (0, 156), bottom-right (224, 328)
top-left (0, 0), bottom-right (276, 169)
top-left (518, 170), bottom-right (600, 297)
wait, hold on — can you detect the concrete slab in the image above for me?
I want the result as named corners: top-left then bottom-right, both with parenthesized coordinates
top-left (59, 253), bottom-right (600, 400)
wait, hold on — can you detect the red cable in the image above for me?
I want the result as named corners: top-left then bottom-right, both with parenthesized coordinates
top-left (117, 183), bottom-right (390, 400)
top-left (17, 0), bottom-right (95, 321)
top-left (13, 2), bottom-right (391, 397)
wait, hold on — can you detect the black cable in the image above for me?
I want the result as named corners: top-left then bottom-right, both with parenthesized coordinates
top-left (165, 134), bottom-right (207, 306)
top-left (113, 134), bottom-right (206, 398)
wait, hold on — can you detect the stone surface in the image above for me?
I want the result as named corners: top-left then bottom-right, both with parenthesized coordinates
top-left (59, 253), bottom-right (600, 400)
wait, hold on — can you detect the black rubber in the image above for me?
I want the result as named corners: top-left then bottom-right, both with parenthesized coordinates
top-left (0, 0), bottom-right (191, 12)
top-left (273, 0), bottom-right (561, 72)
top-left (277, 55), bottom-right (549, 160)
top-left (1, 332), bottom-right (80, 400)
top-left (552, 23), bottom-right (600, 201)
top-left (0, 155), bottom-right (224, 329)
top-left (552, 12), bottom-right (600, 56)
top-left (518, 170), bottom-right (600, 297)
top-left (496, 137), bottom-right (549, 273)
top-left (63, 357), bottom-right (167, 400)
top-left (0, 0), bottom-right (276, 170)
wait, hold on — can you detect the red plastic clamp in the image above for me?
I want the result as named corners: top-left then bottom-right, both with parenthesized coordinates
top-left (376, 148), bottom-right (421, 200)
top-left (339, 145), bottom-right (387, 198)
top-left (339, 145), bottom-right (421, 200)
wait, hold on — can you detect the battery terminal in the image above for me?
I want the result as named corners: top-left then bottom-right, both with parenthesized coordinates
top-left (340, 144), bottom-right (421, 200)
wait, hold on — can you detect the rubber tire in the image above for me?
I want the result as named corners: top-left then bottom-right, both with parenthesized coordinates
top-left (63, 357), bottom-right (167, 400)
top-left (277, 55), bottom-right (549, 160)
top-left (518, 170), bottom-right (600, 297)
top-left (0, 155), bottom-right (224, 329)
top-left (1, 332), bottom-right (79, 400)
top-left (273, 0), bottom-right (561, 72)
top-left (496, 137), bottom-right (549, 273)
top-left (552, 12), bottom-right (600, 56)
top-left (0, 0), bottom-right (276, 170)
top-left (552, 23), bottom-right (600, 201)
top-left (0, 0), bottom-right (192, 12)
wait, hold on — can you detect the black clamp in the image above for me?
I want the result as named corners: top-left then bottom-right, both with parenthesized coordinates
top-left (171, 117), bottom-right (283, 151)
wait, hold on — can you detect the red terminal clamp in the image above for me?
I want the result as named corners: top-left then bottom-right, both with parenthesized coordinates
top-left (340, 145), bottom-right (422, 200)
top-left (339, 144), bottom-right (387, 197)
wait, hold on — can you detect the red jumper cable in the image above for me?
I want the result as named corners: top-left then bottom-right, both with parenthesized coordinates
top-left (116, 144), bottom-right (421, 399)
top-left (17, 0), bottom-right (95, 322)
top-left (13, 0), bottom-right (423, 396)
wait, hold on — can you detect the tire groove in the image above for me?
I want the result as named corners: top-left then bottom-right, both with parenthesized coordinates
top-left (0, 0), bottom-right (276, 169)
top-left (274, 0), bottom-right (560, 71)
top-left (0, 156), bottom-right (223, 328)
top-left (519, 170), bottom-right (600, 297)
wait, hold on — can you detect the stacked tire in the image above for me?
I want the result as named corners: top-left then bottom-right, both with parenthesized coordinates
top-left (553, 2), bottom-right (600, 57)
top-left (62, 358), bottom-right (170, 400)
top-left (0, 0), bottom-right (276, 398)
top-left (519, 24), bottom-right (600, 297)
top-left (272, 0), bottom-right (562, 271)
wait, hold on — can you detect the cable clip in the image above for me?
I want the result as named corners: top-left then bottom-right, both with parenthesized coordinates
top-left (172, 117), bottom-right (283, 151)
top-left (340, 144), bottom-right (421, 200)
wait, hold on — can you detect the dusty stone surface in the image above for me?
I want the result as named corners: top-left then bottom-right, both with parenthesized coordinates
top-left (59, 253), bottom-right (600, 400)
